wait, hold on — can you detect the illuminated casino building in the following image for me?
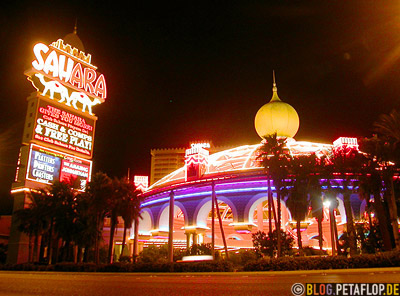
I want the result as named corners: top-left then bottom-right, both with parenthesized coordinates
top-left (7, 28), bottom-right (106, 264)
top-left (131, 75), bottom-right (362, 254)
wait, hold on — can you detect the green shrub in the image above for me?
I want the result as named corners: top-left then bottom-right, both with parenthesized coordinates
top-left (243, 251), bottom-right (400, 271)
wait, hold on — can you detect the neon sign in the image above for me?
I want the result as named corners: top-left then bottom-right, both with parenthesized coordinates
top-left (26, 144), bottom-right (92, 191)
top-left (31, 99), bottom-right (95, 158)
top-left (185, 147), bottom-right (209, 181)
top-left (333, 137), bottom-right (358, 148)
top-left (190, 142), bottom-right (211, 149)
top-left (26, 39), bottom-right (106, 115)
top-left (134, 176), bottom-right (149, 192)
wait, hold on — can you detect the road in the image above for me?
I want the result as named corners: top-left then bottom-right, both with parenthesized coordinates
top-left (0, 268), bottom-right (399, 296)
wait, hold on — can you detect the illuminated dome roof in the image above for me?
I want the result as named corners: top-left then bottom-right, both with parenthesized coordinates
top-left (147, 140), bottom-right (332, 191)
top-left (254, 74), bottom-right (299, 139)
top-left (63, 23), bottom-right (85, 52)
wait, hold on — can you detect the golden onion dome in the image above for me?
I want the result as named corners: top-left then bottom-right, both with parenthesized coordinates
top-left (254, 73), bottom-right (299, 139)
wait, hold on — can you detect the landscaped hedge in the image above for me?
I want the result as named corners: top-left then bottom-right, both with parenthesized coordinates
top-left (243, 251), bottom-right (400, 271)
top-left (0, 251), bottom-right (399, 272)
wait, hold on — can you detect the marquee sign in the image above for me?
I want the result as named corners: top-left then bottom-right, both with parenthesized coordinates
top-left (185, 146), bottom-right (209, 181)
top-left (333, 137), bottom-right (358, 149)
top-left (25, 39), bottom-right (106, 115)
top-left (134, 175), bottom-right (149, 192)
top-left (30, 99), bottom-right (95, 158)
top-left (26, 144), bottom-right (92, 191)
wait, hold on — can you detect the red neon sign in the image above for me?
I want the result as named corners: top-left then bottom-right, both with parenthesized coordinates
top-left (31, 99), bottom-right (95, 158)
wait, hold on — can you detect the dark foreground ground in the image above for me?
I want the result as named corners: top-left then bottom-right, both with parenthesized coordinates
top-left (0, 267), bottom-right (399, 296)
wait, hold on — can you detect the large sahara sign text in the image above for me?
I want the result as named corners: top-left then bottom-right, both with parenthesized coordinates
top-left (25, 39), bottom-right (106, 115)
top-left (32, 99), bottom-right (95, 158)
top-left (26, 144), bottom-right (92, 191)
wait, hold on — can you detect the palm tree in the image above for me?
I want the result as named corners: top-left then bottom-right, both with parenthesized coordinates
top-left (118, 178), bottom-right (144, 260)
top-left (50, 181), bottom-right (78, 262)
top-left (371, 110), bottom-right (400, 249)
top-left (286, 154), bottom-right (320, 255)
top-left (359, 135), bottom-right (397, 250)
top-left (107, 177), bottom-right (129, 263)
top-left (309, 159), bottom-right (324, 251)
top-left (328, 144), bottom-right (365, 256)
top-left (15, 189), bottom-right (51, 262)
top-left (73, 192), bottom-right (100, 262)
top-left (85, 172), bottom-right (113, 263)
top-left (257, 133), bottom-right (291, 257)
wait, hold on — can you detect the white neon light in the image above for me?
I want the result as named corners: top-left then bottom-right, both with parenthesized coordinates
top-left (190, 142), bottom-right (211, 149)
top-left (148, 139), bottom-right (336, 190)
top-left (30, 41), bottom-right (107, 111)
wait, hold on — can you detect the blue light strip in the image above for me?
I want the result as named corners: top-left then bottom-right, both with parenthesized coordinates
top-left (142, 184), bottom-right (357, 207)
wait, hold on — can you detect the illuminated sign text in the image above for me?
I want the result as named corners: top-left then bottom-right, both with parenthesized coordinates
top-left (26, 144), bottom-right (92, 190)
top-left (32, 99), bottom-right (95, 158)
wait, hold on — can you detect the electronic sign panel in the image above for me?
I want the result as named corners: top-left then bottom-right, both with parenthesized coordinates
top-left (31, 99), bottom-right (95, 158)
top-left (26, 144), bottom-right (92, 191)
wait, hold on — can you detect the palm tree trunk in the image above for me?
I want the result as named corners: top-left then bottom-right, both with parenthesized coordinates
top-left (215, 199), bottom-right (229, 259)
top-left (343, 192), bottom-right (357, 256)
top-left (374, 192), bottom-right (393, 251)
top-left (333, 212), bottom-right (340, 254)
top-left (317, 217), bottom-right (323, 251)
top-left (28, 234), bottom-right (33, 263)
top-left (47, 218), bottom-right (54, 264)
top-left (120, 226), bottom-right (127, 261)
top-left (33, 231), bottom-right (39, 262)
top-left (39, 235), bottom-right (46, 262)
top-left (54, 237), bottom-right (60, 264)
top-left (296, 220), bottom-right (303, 256)
top-left (108, 214), bottom-right (117, 264)
top-left (388, 176), bottom-right (400, 250)
top-left (268, 178), bottom-right (273, 235)
top-left (77, 246), bottom-right (83, 263)
top-left (133, 216), bottom-right (139, 262)
top-left (277, 189), bottom-right (281, 257)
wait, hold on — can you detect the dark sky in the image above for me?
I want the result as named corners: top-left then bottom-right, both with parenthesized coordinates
top-left (2, 1), bottom-right (400, 212)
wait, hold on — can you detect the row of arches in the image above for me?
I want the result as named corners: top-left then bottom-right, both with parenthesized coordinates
top-left (133, 192), bottom-right (359, 249)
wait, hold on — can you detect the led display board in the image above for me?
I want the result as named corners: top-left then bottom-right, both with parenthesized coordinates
top-left (26, 144), bottom-right (92, 190)
top-left (30, 98), bottom-right (95, 158)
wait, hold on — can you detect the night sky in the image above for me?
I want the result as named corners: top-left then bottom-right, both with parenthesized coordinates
top-left (2, 1), bottom-right (400, 212)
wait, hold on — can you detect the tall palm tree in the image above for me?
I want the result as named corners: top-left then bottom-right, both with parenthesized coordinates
top-left (73, 192), bottom-right (100, 262)
top-left (257, 133), bottom-right (291, 257)
top-left (286, 154), bottom-right (319, 255)
top-left (328, 144), bottom-right (364, 256)
top-left (107, 177), bottom-right (130, 263)
top-left (50, 180), bottom-right (78, 262)
top-left (118, 178), bottom-right (145, 260)
top-left (15, 189), bottom-right (51, 262)
top-left (85, 172), bottom-right (113, 263)
top-left (359, 135), bottom-right (397, 250)
top-left (309, 158), bottom-right (324, 251)
top-left (372, 110), bottom-right (400, 249)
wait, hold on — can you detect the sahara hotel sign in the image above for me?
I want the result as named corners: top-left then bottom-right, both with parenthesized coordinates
top-left (26, 39), bottom-right (106, 116)
top-left (17, 38), bottom-right (107, 190)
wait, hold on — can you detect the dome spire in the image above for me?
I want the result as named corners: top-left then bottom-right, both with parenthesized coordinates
top-left (270, 70), bottom-right (281, 102)
top-left (63, 19), bottom-right (85, 51)
top-left (254, 71), bottom-right (300, 139)
top-left (74, 18), bottom-right (78, 34)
